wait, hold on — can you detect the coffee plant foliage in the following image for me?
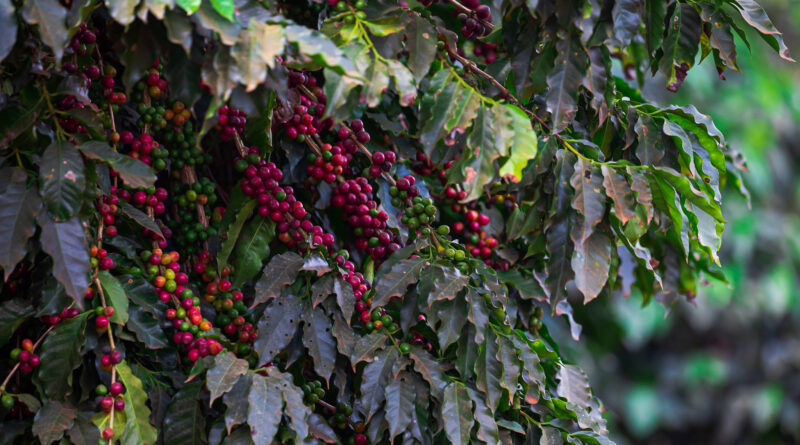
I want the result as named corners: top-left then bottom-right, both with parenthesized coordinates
top-left (0, 0), bottom-right (790, 444)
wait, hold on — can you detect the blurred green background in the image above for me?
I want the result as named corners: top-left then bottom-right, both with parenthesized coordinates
top-left (550, 2), bottom-right (800, 444)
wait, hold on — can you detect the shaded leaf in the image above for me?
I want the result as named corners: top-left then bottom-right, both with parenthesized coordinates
top-left (35, 313), bottom-right (88, 400)
top-left (733, 0), bottom-right (793, 61)
top-left (0, 299), bottom-right (35, 347)
top-left (0, 0), bottom-right (17, 62)
top-left (39, 141), bottom-right (84, 221)
top-left (0, 168), bottom-right (41, 279)
top-left (119, 201), bottom-right (164, 240)
top-left (405, 16), bottom-right (436, 82)
top-left (247, 374), bottom-right (283, 443)
top-left (545, 151), bottom-right (575, 309)
top-left (546, 35), bottom-right (586, 132)
top-left (475, 328), bottom-right (503, 412)
top-left (253, 294), bottom-right (303, 363)
top-left (78, 141), bottom-right (156, 189)
top-left (385, 371), bottom-right (416, 440)
top-left (163, 380), bottom-right (206, 445)
top-left (22, 0), bottom-right (68, 61)
top-left (372, 256), bottom-right (427, 308)
top-left (359, 347), bottom-right (398, 421)
top-left (126, 303), bottom-right (169, 349)
top-left (230, 217), bottom-right (275, 288)
top-left (350, 333), bottom-right (387, 365)
top-left (611, 0), bottom-right (641, 47)
top-left (98, 270), bottom-right (129, 325)
top-left (252, 251), bottom-right (303, 308)
top-left (303, 307), bottom-right (337, 382)
top-left (570, 158), bottom-right (605, 242)
top-left (32, 400), bottom-right (76, 445)
top-left (571, 230), bottom-right (612, 304)
top-left (556, 364), bottom-right (591, 409)
top-left (442, 383), bottom-right (473, 445)
top-left (468, 387), bottom-right (500, 445)
top-left (217, 200), bottom-right (256, 275)
top-left (601, 166), bottom-right (635, 225)
top-left (224, 373), bottom-right (252, 433)
top-left (659, 4), bottom-right (702, 92)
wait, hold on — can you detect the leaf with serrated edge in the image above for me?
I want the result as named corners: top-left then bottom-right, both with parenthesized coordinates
top-left (207, 352), bottom-right (249, 405)
top-left (546, 34), bottom-right (586, 132)
top-left (571, 230), bottom-right (612, 304)
top-left (601, 166), bottom-right (635, 225)
top-left (35, 312), bottom-right (88, 400)
top-left (556, 364), bottom-right (592, 410)
top-left (373, 256), bottom-right (427, 308)
top-left (98, 271), bottom-right (129, 325)
top-left (39, 140), bottom-right (84, 221)
top-left (350, 333), bottom-right (387, 365)
top-left (410, 349), bottom-right (448, 402)
top-left (252, 251), bottom-right (303, 308)
top-left (359, 347), bottom-right (397, 421)
top-left (467, 386), bottom-right (500, 444)
top-left (224, 373), bottom-right (252, 433)
top-left (570, 158), bottom-right (605, 243)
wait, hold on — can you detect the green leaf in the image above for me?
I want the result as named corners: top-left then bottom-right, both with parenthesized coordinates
top-left (424, 265), bottom-right (468, 308)
top-left (569, 431), bottom-right (616, 445)
top-left (645, 0), bottom-right (666, 54)
top-left (107, 0), bottom-right (138, 25)
top-left (556, 364), bottom-right (592, 410)
top-left (303, 307), bottom-right (337, 383)
top-left (453, 104), bottom-right (501, 201)
top-left (405, 16), bottom-right (437, 82)
top-left (118, 201), bottom-right (164, 240)
top-left (601, 166), bottom-right (635, 225)
top-left (442, 383), bottom-right (473, 445)
top-left (252, 251), bottom-right (304, 308)
top-left (635, 115), bottom-right (665, 166)
top-left (38, 214), bottom-right (90, 307)
top-left (308, 413), bottom-right (338, 443)
top-left (498, 105), bottom-right (538, 183)
top-left (570, 158), bottom-right (605, 243)
top-left (22, 0), bottom-right (68, 61)
top-left (541, 426), bottom-right (565, 445)
top-left (275, 369), bottom-right (310, 440)
top-left (372, 256), bottom-right (427, 308)
top-left (284, 25), bottom-right (357, 75)
top-left (571, 230), bottom-right (612, 304)
top-left (177, 0), bottom-right (201, 14)
top-left (363, 16), bottom-right (404, 36)
top-left (418, 71), bottom-right (456, 154)
top-left (164, 8), bottom-right (194, 53)
top-left (39, 141), bottom-right (85, 221)
top-left (546, 34), bottom-right (586, 132)
top-left (497, 335), bottom-right (522, 405)
top-left (163, 380), bottom-right (206, 445)
top-left (387, 59), bottom-right (416, 106)
top-left (252, 294), bottom-right (303, 363)
top-left (659, 4), bottom-right (702, 91)
top-left (649, 171), bottom-right (690, 255)
top-left (98, 271), bottom-right (129, 324)
top-left (210, 0), bottom-right (234, 21)
top-left (510, 335), bottom-right (546, 404)
top-left (0, 0), bottom-right (18, 63)
top-left (360, 347), bottom-right (398, 421)
top-left (545, 151), bottom-right (576, 309)
top-left (475, 328), bottom-right (503, 412)
top-left (433, 298), bottom-right (468, 350)
top-left (467, 386), bottom-right (500, 444)
top-left (35, 312), bottom-right (88, 400)
top-left (126, 303), bottom-right (169, 349)
top-left (230, 217), bottom-right (275, 288)
top-left (350, 332), bottom-right (387, 365)
top-left (217, 199), bottom-right (256, 275)
top-left (116, 361), bottom-right (159, 445)
top-left (207, 352), bottom-right (250, 405)
top-left (0, 299), bottom-right (35, 347)
top-left (0, 168), bottom-right (41, 279)
top-left (363, 58), bottom-right (391, 108)
top-left (193, 1), bottom-right (242, 45)
top-left (67, 412), bottom-right (100, 445)
top-left (322, 68), bottom-right (362, 123)
top-left (653, 167), bottom-right (723, 221)
top-left (247, 374), bottom-right (283, 443)
top-left (732, 0), bottom-right (793, 61)
top-left (385, 371), bottom-right (416, 440)
top-left (32, 400), bottom-right (77, 445)
top-left (77, 141), bottom-right (156, 189)
top-left (612, 0), bottom-right (641, 47)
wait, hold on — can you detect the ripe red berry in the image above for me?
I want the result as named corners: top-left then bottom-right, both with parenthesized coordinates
top-left (95, 315), bottom-right (110, 330)
top-left (102, 428), bottom-right (115, 440)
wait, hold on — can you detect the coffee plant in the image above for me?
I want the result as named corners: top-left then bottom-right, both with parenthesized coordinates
top-left (0, 0), bottom-right (790, 443)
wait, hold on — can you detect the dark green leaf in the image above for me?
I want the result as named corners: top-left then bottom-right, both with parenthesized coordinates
top-left (274, 369), bottom-right (310, 440)
top-left (224, 373), bottom-right (252, 433)
top-left (39, 141), bottom-right (84, 221)
top-left (372, 256), bottom-right (427, 308)
top-left (0, 168), bottom-right (40, 279)
top-left (545, 151), bottom-right (575, 309)
top-left (468, 386), bottom-right (500, 444)
top-left (67, 412), bottom-right (100, 445)
top-left (442, 383), bottom-right (473, 445)
top-left (732, 0), bottom-right (793, 61)
top-left (230, 217), bottom-right (275, 288)
top-left (218, 199), bottom-right (256, 275)
top-left (475, 328), bottom-right (503, 412)
top-left (571, 230), bottom-right (612, 304)
top-left (405, 16), bottom-right (436, 82)
top-left (35, 312), bottom-right (88, 400)
top-left (556, 364), bottom-right (592, 410)
top-left (207, 352), bottom-right (250, 405)
top-left (307, 413), bottom-right (337, 443)
top-left (164, 7), bottom-right (194, 53)
top-left (385, 371), bottom-right (416, 440)
top-left (116, 361), bottom-right (159, 445)
top-left (0, 299), bottom-right (35, 347)
top-left (32, 400), bottom-right (76, 444)
top-left (546, 34), bottom-right (586, 132)
top-left (601, 166), bottom-right (635, 225)
top-left (612, 0), bottom-right (641, 47)
top-left (77, 141), bottom-right (156, 189)
top-left (118, 201), bottom-right (164, 240)
top-left (497, 335), bottom-right (522, 405)
top-left (410, 349), bottom-right (448, 402)
top-left (645, 0), bottom-right (667, 54)
top-left (247, 374), bottom-right (283, 443)
top-left (98, 270), bottom-right (129, 324)
top-left (22, 0), bottom-right (68, 61)
top-left (350, 332), bottom-right (387, 365)
top-left (659, 4), bottom-right (702, 91)
top-left (253, 294), bottom-right (303, 363)
top-left (303, 307), bottom-right (337, 382)
top-left (163, 380), bottom-right (207, 445)
top-left (107, 0), bottom-right (137, 25)
top-left (284, 25), bottom-right (357, 75)
top-left (570, 158), bottom-right (605, 243)
top-left (359, 347), bottom-right (398, 421)
top-left (126, 303), bottom-right (168, 349)
top-left (38, 214), bottom-right (89, 306)
top-left (252, 251), bottom-right (304, 308)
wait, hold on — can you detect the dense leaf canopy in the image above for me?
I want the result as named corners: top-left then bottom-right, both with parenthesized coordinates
top-left (0, 0), bottom-right (790, 444)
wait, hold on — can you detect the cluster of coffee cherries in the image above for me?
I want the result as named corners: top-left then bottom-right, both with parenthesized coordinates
top-left (2, 263), bottom-right (30, 297)
top-left (95, 380), bottom-right (125, 415)
top-left (285, 103), bottom-right (326, 143)
top-left (93, 305), bottom-right (115, 333)
top-left (330, 178), bottom-right (400, 261)
top-left (8, 339), bottom-right (41, 374)
top-left (118, 131), bottom-right (169, 171)
top-left (305, 142), bottom-right (353, 184)
top-left (55, 94), bottom-right (90, 135)
top-left (359, 306), bottom-right (401, 335)
top-left (96, 193), bottom-right (121, 238)
top-left (90, 245), bottom-right (115, 271)
top-left (41, 305), bottom-right (81, 326)
top-left (162, 121), bottom-right (210, 168)
top-left (473, 42), bottom-right (499, 64)
top-left (216, 105), bottom-right (247, 141)
top-left (97, 65), bottom-right (127, 110)
top-left (63, 23), bottom-right (96, 60)
top-left (327, 0), bottom-right (367, 11)
top-left (133, 65), bottom-right (169, 100)
top-left (167, 180), bottom-right (220, 252)
top-left (116, 182), bottom-right (169, 216)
